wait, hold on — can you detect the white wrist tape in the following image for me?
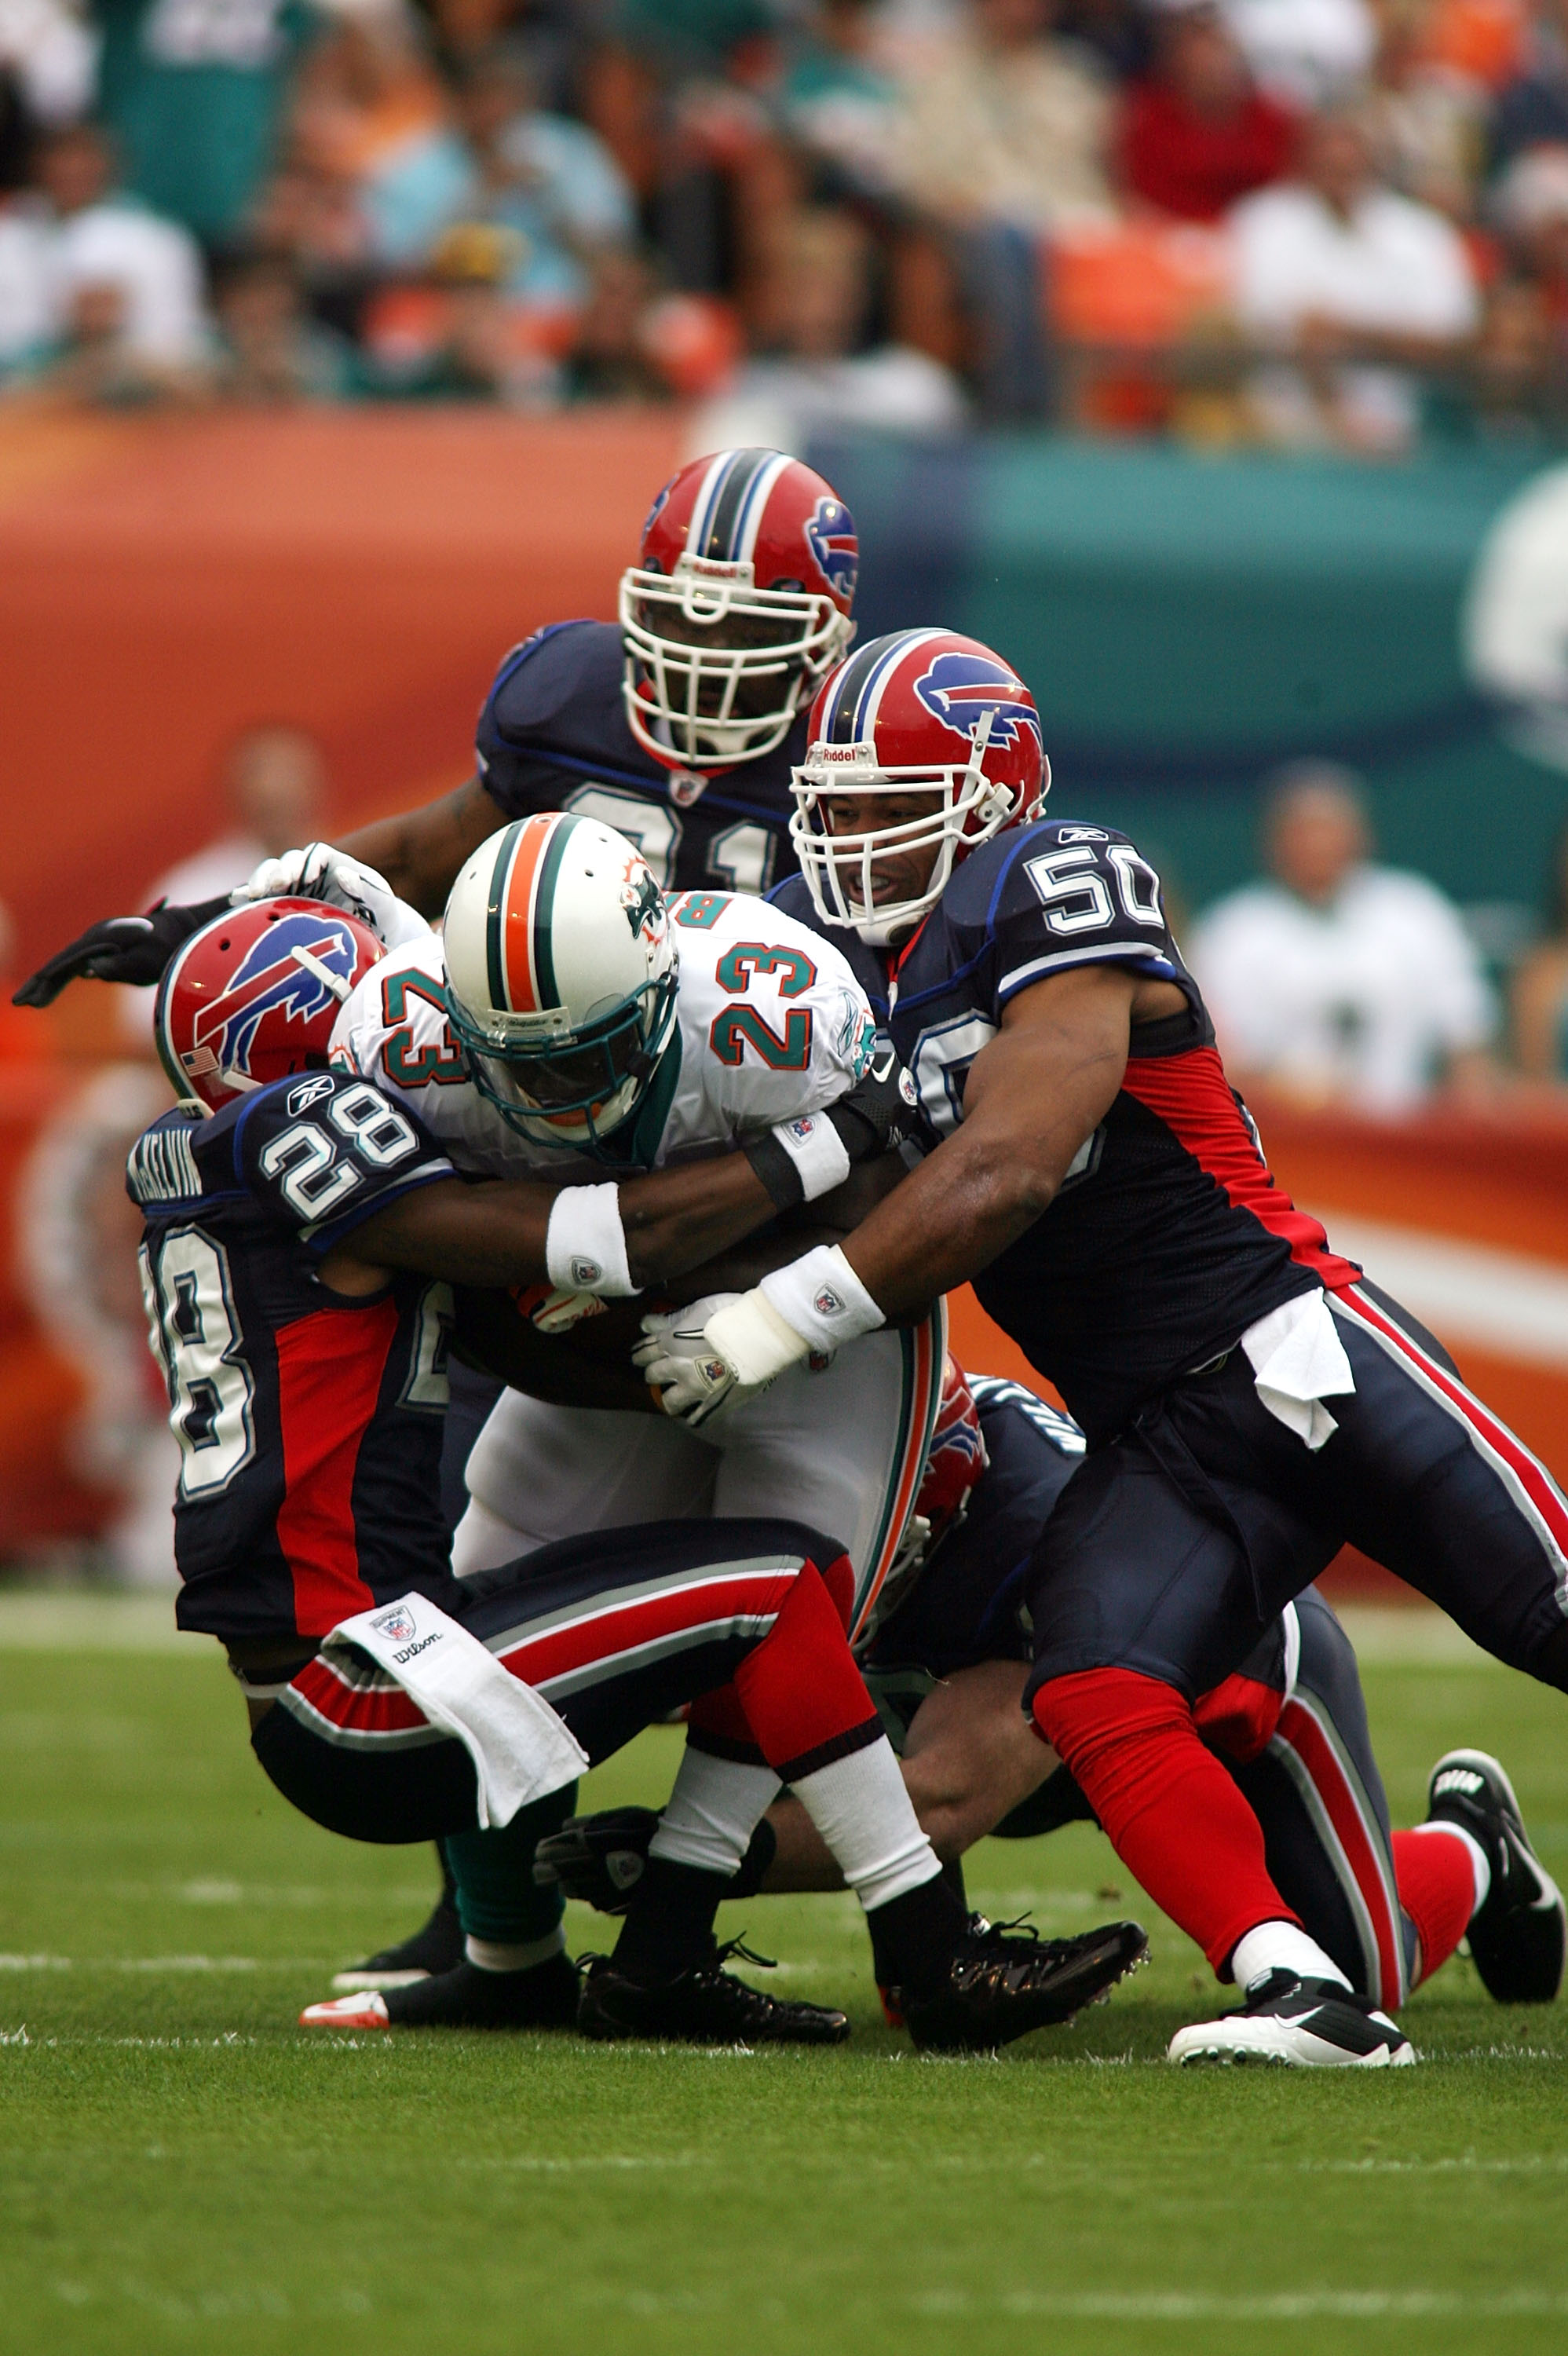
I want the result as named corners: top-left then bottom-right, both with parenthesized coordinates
top-left (759, 1244), bottom-right (886, 1355)
top-left (545, 1182), bottom-right (638, 1297)
top-left (769, 1112), bottom-right (853, 1204)
top-left (703, 1290), bottom-right (814, 1388)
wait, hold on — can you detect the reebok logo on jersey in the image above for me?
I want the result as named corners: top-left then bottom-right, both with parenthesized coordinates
top-left (1057, 826), bottom-right (1109, 843)
top-left (371, 1605), bottom-right (418, 1647)
top-left (287, 1074), bottom-right (337, 1116)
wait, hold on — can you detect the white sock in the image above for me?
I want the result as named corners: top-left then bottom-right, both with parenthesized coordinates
top-left (1409, 1817), bottom-right (1491, 1917)
top-left (648, 1747), bottom-right (781, 1877)
top-left (1230, 1919), bottom-right (1351, 1995)
top-left (464, 1929), bottom-right (565, 1973)
top-left (790, 1736), bottom-right (941, 1912)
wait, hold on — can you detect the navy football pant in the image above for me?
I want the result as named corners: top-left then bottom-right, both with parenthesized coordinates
top-left (1025, 1280), bottom-right (1568, 1699)
top-left (252, 1516), bottom-right (863, 1846)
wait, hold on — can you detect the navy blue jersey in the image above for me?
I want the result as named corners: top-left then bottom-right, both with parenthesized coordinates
top-left (473, 620), bottom-right (803, 899)
top-left (774, 821), bottom-right (1358, 1445)
top-left (865, 1381), bottom-right (1086, 1686)
top-left (129, 1071), bottom-right (459, 1644)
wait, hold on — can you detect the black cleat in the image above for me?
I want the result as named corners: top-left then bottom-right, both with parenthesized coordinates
top-left (331, 1896), bottom-right (465, 1992)
top-left (1168, 1970), bottom-right (1415, 2067)
top-left (302, 1953), bottom-right (580, 2031)
top-left (533, 1808), bottom-right (659, 1915)
top-left (1427, 1749), bottom-right (1565, 2004)
top-left (897, 1914), bottom-right (1148, 2053)
top-left (576, 1940), bottom-right (851, 2046)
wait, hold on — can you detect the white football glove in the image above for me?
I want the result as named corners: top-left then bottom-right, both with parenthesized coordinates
top-left (529, 1287), bottom-right (609, 1336)
top-left (232, 843), bottom-right (432, 952)
top-left (633, 1293), bottom-right (760, 1427)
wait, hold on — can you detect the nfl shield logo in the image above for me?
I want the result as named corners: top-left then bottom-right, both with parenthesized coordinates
top-left (371, 1604), bottom-right (418, 1647)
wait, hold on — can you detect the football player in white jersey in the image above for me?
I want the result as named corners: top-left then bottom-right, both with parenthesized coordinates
top-left (330, 810), bottom-right (948, 1650)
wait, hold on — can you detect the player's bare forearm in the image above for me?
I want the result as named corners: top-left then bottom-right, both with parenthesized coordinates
top-left (839, 967), bottom-right (1136, 1321)
top-left (759, 1663), bottom-right (1062, 1886)
top-left (619, 1154), bottom-right (778, 1285)
top-left (660, 1152), bottom-right (910, 1301)
top-left (337, 777), bottom-right (506, 916)
top-left (327, 1152), bottom-right (777, 1292)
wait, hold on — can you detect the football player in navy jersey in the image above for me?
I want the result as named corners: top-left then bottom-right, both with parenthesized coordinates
top-left (14, 448), bottom-right (859, 1005)
top-left (549, 1362), bottom-right (1558, 2062)
top-left (636, 624), bottom-right (1568, 2064)
top-left (128, 892), bottom-right (1146, 2050)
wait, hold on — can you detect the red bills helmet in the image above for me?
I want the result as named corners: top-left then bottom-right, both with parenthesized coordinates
top-left (620, 448), bottom-right (857, 773)
top-left (154, 898), bottom-right (384, 1111)
top-left (791, 627), bottom-right (1049, 945)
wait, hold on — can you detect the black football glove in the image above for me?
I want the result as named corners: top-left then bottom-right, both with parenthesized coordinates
top-left (12, 894), bottom-right (228, 1008)
top-left (828, 1034), bottom-right (920, 1161)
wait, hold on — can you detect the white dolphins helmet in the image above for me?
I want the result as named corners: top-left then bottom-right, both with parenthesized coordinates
top-left (442, 815), bottom-right (679, 1151)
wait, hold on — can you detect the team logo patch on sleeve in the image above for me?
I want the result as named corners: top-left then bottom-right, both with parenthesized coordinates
top-left (914, 652), bottom-right (1044, 750)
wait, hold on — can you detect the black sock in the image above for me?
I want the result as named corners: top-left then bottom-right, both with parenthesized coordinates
top-left (437, 1838), bottom-right (458, 1913)
top-left (611, 1857), bottom-right (730, 1985)
top-left (729, 1817), bottom-right (778, 1901)
top-left (867, 1871), bottom-right (968, 1996)
top-left (941, 1855), bottom-right (967, 1915)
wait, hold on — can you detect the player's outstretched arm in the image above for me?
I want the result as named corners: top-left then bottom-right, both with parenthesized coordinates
top-left (323, 1151), bottom-right (778, 1294)
top-left (333, 777), bottom-right (506, 916)
top-left (839, 965), bottom-right (1138, 1319)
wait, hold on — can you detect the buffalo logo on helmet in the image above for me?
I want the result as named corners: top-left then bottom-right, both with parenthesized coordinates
top-left (804, 496), bottom-right (858, 602)
top-left (913, 652), bottom-right (1042, 751)
top-left (185, 913), bottom-right (364, 1085)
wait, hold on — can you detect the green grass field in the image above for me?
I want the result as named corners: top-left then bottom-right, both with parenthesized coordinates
top-left (2, 1602), bottom-right (1566, 2356)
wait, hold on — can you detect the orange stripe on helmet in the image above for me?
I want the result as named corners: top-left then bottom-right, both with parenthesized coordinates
top-left (495, 813), bottom-right (557, 1015)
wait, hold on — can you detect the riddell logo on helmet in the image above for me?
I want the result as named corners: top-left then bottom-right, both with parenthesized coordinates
top-left (813, 743), bottom-right (875, 766)
top-left (682, 555), bottom-right (747, 580)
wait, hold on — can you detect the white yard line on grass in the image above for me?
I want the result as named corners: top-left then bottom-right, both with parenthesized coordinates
top-left (905, 2292), bottom-right (1568, 2321)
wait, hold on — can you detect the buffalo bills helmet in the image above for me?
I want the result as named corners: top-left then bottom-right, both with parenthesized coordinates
top-left (620, 448), bottom-right (857, 772)
top-left (790, 627), bottom-right (1049, 944)
top-left (442, 814), bottom-right (679, 1152)
top-left (154, 898), bottom-right (385, 1111)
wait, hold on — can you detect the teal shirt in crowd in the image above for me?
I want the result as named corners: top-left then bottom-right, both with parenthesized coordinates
top-left (93, 0), bottom-right (317, 245)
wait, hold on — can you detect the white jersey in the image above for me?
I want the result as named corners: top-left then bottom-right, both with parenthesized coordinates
top-left (330, 887), bottom-right (877, 1175)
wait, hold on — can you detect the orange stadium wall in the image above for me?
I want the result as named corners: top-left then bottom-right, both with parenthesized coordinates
top-left (2, 408), bottom-right (1565, 1573)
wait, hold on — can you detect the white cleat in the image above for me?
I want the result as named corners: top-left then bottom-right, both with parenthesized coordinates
top-left (1168, 1970), bottom-right (1416, 2068)
top-left (299, 1990), bottom-right (391, 2030)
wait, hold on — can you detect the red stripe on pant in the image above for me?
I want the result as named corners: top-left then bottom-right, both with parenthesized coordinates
top-left (1334, 1284), bottom-right (1568, 1574)
top-left (1033, 1666), bottom-right (1298, 1975)
top-left (732, 1557), bottom-right (882, 1770)
top-left (495, 1571), bottom-right (795, 1691)
top-left (686, 1549), bottom-right (860, 1760)
top-left (275, 1301), bottom-right (399, 1636)
top-left (1274, 1695), bottom-right (1405, 2009)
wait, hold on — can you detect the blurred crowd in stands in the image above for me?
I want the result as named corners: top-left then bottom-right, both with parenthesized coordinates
top-left (0, 0), bottom-right (1564, 447)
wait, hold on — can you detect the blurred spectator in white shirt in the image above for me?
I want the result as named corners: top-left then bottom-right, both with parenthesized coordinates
top-left (118, 724), bottom-right (327, 1047)
top-left (36, 119), bottom-right (211, 370)
top-left (1220, 0), bottom-right (1375, 108)
top-left (890, 0), bottom-right (1117, 230)
top-left (1230, 105), bottom-right (1479, 448)
top-left (693, 203), bottom-right (967, 452)
top-left (1188, 761), bottom-right (1498, 1116)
